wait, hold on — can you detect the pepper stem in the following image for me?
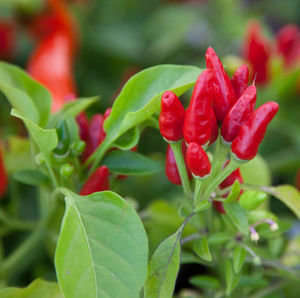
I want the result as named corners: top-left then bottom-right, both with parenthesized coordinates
top-left (194, 179), bottom-right (203, 205)
top-left (170, 141), bottom-right (192, 198)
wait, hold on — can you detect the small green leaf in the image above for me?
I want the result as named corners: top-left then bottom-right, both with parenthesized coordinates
top-left (239, 276), bottom-right (268, 288)
top-left (113, 126), bottom-right (140, 150)
top-left (239, 190), bottom-right (267, 211)
top-left (0, 278), bottom-right (63, 298)
top-left (208, 233), bottom-right (230, 246)
top-left (193, 236), bottom-right (212, 262)
top-left (194, 201), bottom-right (211, 213)
top-left (225, 260), bottom-right (240, 295)
top-left (12, 169), bottom-right (49, 185)
top-left (189, 275), bottom-right (220, 290)
top-left (224, 203), bottom-right (249, 235)
top-left (0, 61), bottom-right (51, 127)
top-left (225, 180), bottom-right (240, 203)
top-left (267, 185), bottom-right (300, 220)
top-left (233, 246), bottom-right (246, 273)
top-left (55, 189), bottom-right (148, 298)
top-left (102, 150), bottom-right (163, 175)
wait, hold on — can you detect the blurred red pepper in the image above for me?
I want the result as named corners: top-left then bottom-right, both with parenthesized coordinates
top-left (159, 91), bottom-right (185, 142)
top-left (221, 85), bottom-right (257, 144)
top-left (295, 168), bottom-right (300, 191)
top-left (79, 166), bottom-right (110, 195)
top-left (186, 142), bottom-right (211, 178)
top-left (230, 64), bottom-right (249, 99)
top-left (243, 21), bottom-right (272, 84)
top-left (0, 20), bottom-right (15, 61)
top-left (0, 141), bottom-right (8, 198)
top-left (276, 24), bottom-right (300, 68)
top-left (183, 70), bottom-right (213, 145)
top-left (165, 142), bottom-right (192, 185)
top-left (213, 163), bottom-right (244, 214)
top-left (231, 101), bottom-right (279, 161)
top-left (206, 47), bottom-right (237, 122)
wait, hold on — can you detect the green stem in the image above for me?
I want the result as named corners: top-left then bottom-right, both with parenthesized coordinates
top-left (0, 209), bottom-right (36, 231)
top-left (202, 158), bottom-right (241, 200)
top-left (170, 142), bottom-right (192, 197)
top-left (194, 179), bottom-right (203, 205)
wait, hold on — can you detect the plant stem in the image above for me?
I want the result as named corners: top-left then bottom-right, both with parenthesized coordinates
top-left (194, 179), bottom-right (202, 205)
top-left (170, 141), bottom-right (192, 198)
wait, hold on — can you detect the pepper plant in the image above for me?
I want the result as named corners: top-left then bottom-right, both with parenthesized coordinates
top-left (0, 45), bottom-right (300, 298)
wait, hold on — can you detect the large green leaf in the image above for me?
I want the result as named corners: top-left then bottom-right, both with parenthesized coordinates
top-left (224, 203), bottom-right (249, 235)
top-left (0, 61), bottom-right (51, 127)
top-left (144, 215), bottom-right (193, 298)
top-left (55, 189), bottom-right (148, 298)
top-left (101, 150), bottom-right (163, 175)
top-left (0, 279), bottom-right (63, 298)
top-left (90, 65), bottom-right (202, 167)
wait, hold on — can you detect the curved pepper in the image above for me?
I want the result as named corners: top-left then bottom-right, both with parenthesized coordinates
top-left (221, 85), bottom-right (257, 144)
top-left (186, 142), bottom-right (211, 178)
top-left (79, 166), bottom-right (110, 195)
top-left (159, 91), bottom-right (185, 142)
top-left (205, 47), bottom-right (237, 122)
top-left (183, 70), bottom-right (213, 146)
top-left (0, 142), bottom-right (8, 198)
top-left (165, 142), bottom-right (192, 185)
top-left (209, 109), bottom-right (219, 145)
top-left (213, 163), bottom-right (244, 214)
top-left (230, 64), bottom-right (249, 98)
top-left (231, 101), bottom-right (279, 161)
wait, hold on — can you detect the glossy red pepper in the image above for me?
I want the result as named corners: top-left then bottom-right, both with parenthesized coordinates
top-left (186, 142), bottom-right (211, 178)
top-left (230, 64), bottom-right (249, 99)
top-left (276, 24), bottom-right (300, 67)
top-left (159, 91), bottom-right (185, 142)
top-left (0, 20), bottom-right (15, 61)
top-left (213, 163), bottom-right (244, 214)
top-left (0, 142), bottom-right (8, 198)
top-left (165, 142), bottom-right (192, 185)
top-left (231, 101), bottom-right (279, 161)
top-left (183, 70), bottom-right (213, 146)
top-left (209, 109), bottom-right (219, 145)
top-left (221, 85), bottom-right (257, 144)
top-left (79, 166), bottom-right (110, 195)
top-left (205, 47), bottom-right (237, 122)
top-left (243, 21), bottom-right (272, 84)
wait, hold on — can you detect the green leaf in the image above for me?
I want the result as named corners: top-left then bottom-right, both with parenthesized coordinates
top-left (91, 65), bottom-right (202, 166)
top-left (55, 189), bottom-right (148, 298)
top-left (193, 236), bottom-right (212, 262)
top-left (267, 185), bottom-right (300, 220)
top-left (239, 190), bottom-right (267, 211)
top-left (0, 278), bottom-right (63, 298)
top-left (233, 246), bottom-right (246, 273)
top-left (0, 61), bottom-right (51, 127)
top-left (225, 260), bottom-right (240, 296)
top-left (102, 150), bottom-right (163, 175)
top-left (224, 203), bottom-right (249, 235)
top-left (113, 126), bottom-right (140, 151)
top-left (12, 169), bottom-right (48, 185)
top-left (208, 233), bottom-right (230, 246)
top-left (189, 275), bottom-right (220, 290)
top-left (225, 180), bottom-right (240, 203)
top-left (144, 226), bottom-right (183, 298)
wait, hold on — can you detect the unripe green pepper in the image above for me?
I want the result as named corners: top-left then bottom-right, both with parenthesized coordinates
top-left (60, 163), bottom-right (74, 177)
top-left (53, 119), bottom-right (70, 155)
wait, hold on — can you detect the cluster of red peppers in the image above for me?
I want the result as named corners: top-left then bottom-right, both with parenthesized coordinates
top-left (159, 47), bottom-right (279, 213)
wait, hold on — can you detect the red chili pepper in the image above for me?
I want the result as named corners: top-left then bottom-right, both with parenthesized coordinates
top-left (0, 142), bottom-right (8, 198)
top-left (295, 168), bottom-right (300, 191)
top-left (221, 85), bottom-right (257, 144)
top-left (159, 91), bottom-right (185, 142)
top-left (243, 21), bottom-right (272, 84)
top-left (209, 109), bottom-right (219, 145)
top-left (0, 20), bottom-right (15, 61)
top-left (230, 64), bottom-right (249, 98)
top-left (276, 24), bottom-right (300, 68)
top-left (231, 101), bottom-right (279, 161)
top-left (79, 166), bottom-right (110, 195)
top-left (165, 142), bottom-right (192, 185)
top-left (183, 70), bottom-right (213, 145)
top-left (186, 142), bottom-right (211, 178)
top-left (213, 162), bottom-right (244, 214)
top-left (205, 47), bottom-right (237, 122)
